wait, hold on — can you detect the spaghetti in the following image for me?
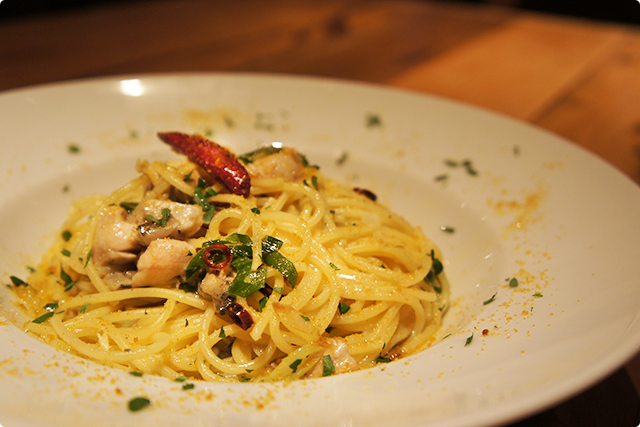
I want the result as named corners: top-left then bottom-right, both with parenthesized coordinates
top-left (11, 133), bottom-right (449, 382)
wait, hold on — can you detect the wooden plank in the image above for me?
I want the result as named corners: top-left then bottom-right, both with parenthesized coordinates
top-left (389, 14), bottom-right (626, 121)
top-left (0, 0), bottom-right (514, 91)
top-left (534, 29), bottom-right (640, 184)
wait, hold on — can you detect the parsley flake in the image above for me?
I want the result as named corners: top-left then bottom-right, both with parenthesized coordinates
top-left (376, 355), bottom-right (392, 364)
top-left (128, 397), bottom-right (150, 412)
top-left (338, 302), bottom-right (351, 314)
top-left (289, 359), bottom-right (302, 373)
top-left (465, 333), bottom-right (474, 346)
top-left (10, 276), bottom-right (27, 287)
top-left (322, 355), bottom-right (335, 376)
top-left (483, 293), bottom-right (497, 305)
top-left (32, 312), bottom-right (54, 324)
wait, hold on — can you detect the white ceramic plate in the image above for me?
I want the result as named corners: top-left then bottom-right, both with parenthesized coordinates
top-left (1, 74), bottom-right (639, 427)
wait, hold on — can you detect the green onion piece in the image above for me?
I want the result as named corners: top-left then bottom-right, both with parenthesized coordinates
top-left (61, 230), bottom-right (72, 241)
top-left (264, 251), bottom-right (298, 287)
top-left (174, 376), bottom-right (188, 382)
top-left (219, 327), bottom-right (226, 338)
top-left (251, 207), bottom-right (260, 214)
top-left (509, 278), bottom-right (519, 288)
top-left (258, 296), bottom-right (268, 312)
top-left (261, 236), bottom-right (283, 254)
top-left (182, 383), bottom-right (195, 390)
top-left (227, 259), bottom-right (266, 297)
top-left (129, 371), bottom-right (143, 377)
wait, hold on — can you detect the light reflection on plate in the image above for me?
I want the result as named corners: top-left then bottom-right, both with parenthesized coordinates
top-left (1, 73), bottom-right (639, 427)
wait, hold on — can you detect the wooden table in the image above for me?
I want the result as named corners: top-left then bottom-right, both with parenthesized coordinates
top-left (1, 0), bottom-right (639, 425)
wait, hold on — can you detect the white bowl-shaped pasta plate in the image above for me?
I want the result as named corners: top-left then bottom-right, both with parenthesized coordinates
top-left (1, 73), bottom-right (640, 427)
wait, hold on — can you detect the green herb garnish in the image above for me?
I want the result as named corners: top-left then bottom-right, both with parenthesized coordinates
top-left (128, 397), bottom-right (150, 412)
top-left (10, 276), bottom-right (27, 287)
top-left (483, 293), bottom-right (497, 305)
top-left (145, 208), bottom-right (171, 227)
top-left (322, 355), bottom-right (335, 376)
top-left (289, 359), bottom-right (302, 373)
top-left (338, 302), bottom-right (351, 314)
top-left (32, 312), bottom-right (54, 324)
top-left (465, 333), bottom-right (474, 346)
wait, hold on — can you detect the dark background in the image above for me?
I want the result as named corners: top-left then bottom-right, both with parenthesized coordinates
top-left (1, 0), bottom-right (639, 25)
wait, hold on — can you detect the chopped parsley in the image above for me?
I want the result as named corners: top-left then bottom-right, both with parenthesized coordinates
top-left (329, 262), bottom-right (340, 271)
top-left (185, 233), bottom-right (298, 297)
top-left (375, 355), bottom-right (391, 364)
top-left (60, 265), bottom-right (76, 291)
top-left (508, 277), bottom-right (519, 288)
top-left (251, 207), bottom-right (261, 214)
top-left (289, 359), bottom-right (302, 373)
top-left (322, 355), bottom-right (335, 376)
top-left (533, 293), bottom-right (543, 298)
top-left (44, 302), bottom-right (59, 311)
top-left (67, 143), bottom-right (81, 154)
top-left (182, 383), bottom-right (195, 390)
top-left (128, 397), bottom-right (150, 412)
top-left (61, 230), bottom-right (72, 241)
top-left (174, 376), bottom-right (188, 382)
top-left (258, 296), bottom-right (268, 312)
top-left (129, 371), bottom-right (143, 377)
top-left (119, 202), bottom-right (138, 213)
top-left (465, 333), bottom-right (474, 346)
top-left (32, 312), bottom-right (54, 324)
top-left (145, 208), bottom-right (171, 227)
top-left (338, 302), bottom-right (351, 314)
top-left (336, 151), bottom-right (349, 165)
top-left (483, 293), bottom-right (497, 305)
top-left (424, 250), bottom-right (444, 292)
top-left (10, 276), bottom-right (27, 287)
top-left (366, 113), bottom-right (382, 128)
top-left (444, 158), bottom-right (478, 176)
